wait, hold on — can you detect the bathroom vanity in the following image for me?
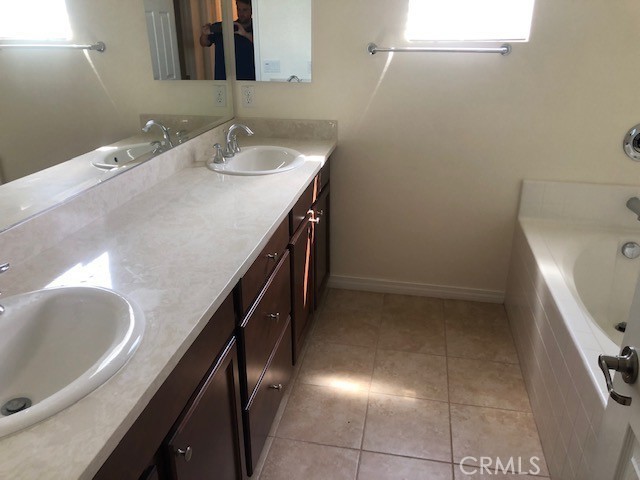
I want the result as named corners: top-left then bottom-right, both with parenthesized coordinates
top-left (0, 119), bottom-right (336, 479)
top-left (96, 159), bottom-right (331, 479)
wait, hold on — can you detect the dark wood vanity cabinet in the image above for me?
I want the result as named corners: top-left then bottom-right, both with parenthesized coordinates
top-left (95, 158), bottom-right (331, 480)
top-left (312, 185), bottom-right (330, 309)
top-left (289, 159), bottom-right (331, 362)
top-left (164, 339), bottom-right (244, 480)
top-left (289, 211), bottom-right (314, 362)
top-left (94, 294), bottom-right (246, 480)
top-left (235, 240), bottom-right (293, 475)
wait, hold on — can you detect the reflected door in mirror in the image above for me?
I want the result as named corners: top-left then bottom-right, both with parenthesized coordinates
top-left (145, 0), bottom-right (224, 80)
top-left (144, 0), bottom-right (182, 80)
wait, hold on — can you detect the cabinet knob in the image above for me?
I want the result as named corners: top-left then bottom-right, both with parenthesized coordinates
top-left (266, 313), bottom-right (280, 321)
top-left (176, 446), bottom-right (193, 462)
top-left (269, 383), bottom-right (283, 390)
top-left (266, 252), bottom-right (278, 261)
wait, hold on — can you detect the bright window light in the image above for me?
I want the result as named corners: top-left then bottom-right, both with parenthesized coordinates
top-left (406, 0), bottom-right (535, 42)
top-left (0, 0), bottom-right (72, 40)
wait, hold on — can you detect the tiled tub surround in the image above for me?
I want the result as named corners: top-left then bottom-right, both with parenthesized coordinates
top-left (505, 180), bottom-right (640, 479)
top-left (0, 119), bottom-right (336, 478)
top-left (252, 289), bottom-right (549, 480)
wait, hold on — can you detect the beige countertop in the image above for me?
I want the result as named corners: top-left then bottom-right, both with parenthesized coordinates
top-left (0, 131), bottom-right (335, 479)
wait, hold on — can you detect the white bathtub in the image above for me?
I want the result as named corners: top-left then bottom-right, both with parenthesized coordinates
top-left (506, 180), bottom-right (640, 479)
top-left (543, 222), bottom-right (640, 348)
top-left (506, 220), bottom-right (610, 479)
top-left (518, 217), bottom-right (640, 391)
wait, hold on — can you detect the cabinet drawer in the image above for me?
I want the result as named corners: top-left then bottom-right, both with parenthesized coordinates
top-left (241, 251), bottom-right (291, 398)
top-left (245, 320), bottom-right (293, 475)
top-left (239, 216), bottom-right (290, 315)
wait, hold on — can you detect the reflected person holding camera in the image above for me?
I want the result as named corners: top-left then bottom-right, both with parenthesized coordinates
top-left (199, 0), bottom-right (256, 80)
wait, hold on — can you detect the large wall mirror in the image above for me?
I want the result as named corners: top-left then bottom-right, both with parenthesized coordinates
top-left (145, 0), bottom-right (312, 82)
top-left (0, 0), bottom-right (313, 233)
top-left (0, 0), bottom-right (234, 232)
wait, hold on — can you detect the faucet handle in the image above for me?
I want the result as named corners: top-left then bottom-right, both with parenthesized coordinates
top-left (213, 143), bottom-right (225, 164)
top-left (176, 130), bottom-right (189, 144)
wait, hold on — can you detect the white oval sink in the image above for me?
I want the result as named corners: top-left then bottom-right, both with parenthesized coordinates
top-left (210, 146), bottom-right (305, 175)
top-left (0, 286), bottom-right (144, 438)
top-left (92, 143), bottom-right (156, 170)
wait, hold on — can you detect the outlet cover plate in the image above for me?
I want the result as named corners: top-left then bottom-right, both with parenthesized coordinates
top-left (241, 85), bottom-right (255, 107)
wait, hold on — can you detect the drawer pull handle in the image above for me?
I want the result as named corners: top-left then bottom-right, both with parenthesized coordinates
top-left (266, 252), bottom-right (278, 261)
top-left (269, 384), bottom-right (284, 390)
top-left (266, 313), bottom-right (280, 320)
top-left (176, 446), bottom-right (193, 462)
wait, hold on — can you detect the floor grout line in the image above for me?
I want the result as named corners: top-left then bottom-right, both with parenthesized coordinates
top-left (442, 300), bottom-right (455, 467)
top-left (261, 289), bottom-right (544, 479)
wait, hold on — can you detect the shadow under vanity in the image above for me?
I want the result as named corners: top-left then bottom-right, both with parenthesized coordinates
top-left (94, 160), bottom-right (331, 480)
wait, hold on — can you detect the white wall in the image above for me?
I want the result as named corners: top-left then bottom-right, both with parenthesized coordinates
top-left (234, 0), bottom-right (640, 297)
top-left (0, 0), bottom-right (232, 182)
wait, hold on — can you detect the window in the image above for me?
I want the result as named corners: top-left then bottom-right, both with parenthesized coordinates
top-left (405, 0), bottom-right (535, 42)
top-left (0, 0), bottom-right (72, 40)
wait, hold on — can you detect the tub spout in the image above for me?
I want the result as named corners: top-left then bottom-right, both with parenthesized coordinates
top-left (626, 196), bottom-right (640, 220)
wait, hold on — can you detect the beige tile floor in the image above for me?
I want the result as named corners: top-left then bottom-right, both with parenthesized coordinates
top-left (254, 289), bottom-right (550, 480)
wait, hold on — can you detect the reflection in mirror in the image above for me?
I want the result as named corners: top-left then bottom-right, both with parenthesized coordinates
top-left (251, 0), bottom-right (311, 82)
top-left (143, 0), bottom-right (312, 83)
top-left (144, 0), bottom-right (229, 80)
top-left (0, 0), bottom-right (233, 233)
top-left (198, 0), bottom-right (256, 80)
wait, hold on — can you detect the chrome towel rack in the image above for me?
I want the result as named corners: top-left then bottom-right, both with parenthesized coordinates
top-left (0, 41), bottom-right (106, 52)
top-left (367, 42), bottom-right (511, 56)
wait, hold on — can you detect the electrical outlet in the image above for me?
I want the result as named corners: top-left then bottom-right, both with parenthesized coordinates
top-left (214, 85), bottom-right (226, 107)
top-left (241, 85), bottom-right (255, 107)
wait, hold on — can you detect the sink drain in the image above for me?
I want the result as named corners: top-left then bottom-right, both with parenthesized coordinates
top-left (615, 322), bottom-right (627, 333)
top-left (1, 397), bottom-right (32, 416)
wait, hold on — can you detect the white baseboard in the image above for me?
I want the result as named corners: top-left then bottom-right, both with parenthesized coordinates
top-left (327, 275), bottom-right (505, 304)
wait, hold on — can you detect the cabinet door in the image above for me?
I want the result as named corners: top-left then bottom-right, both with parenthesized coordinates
top-left (94, 295), bottom-right (236, 480)
top-left (139, 465), bottom-right (160, 480)
top-left (313, 186), bottom-right (330, 309)
top-left (165, 338), bottom-right (245, 480)
top-left (289, 215), bottom-right (314, 363)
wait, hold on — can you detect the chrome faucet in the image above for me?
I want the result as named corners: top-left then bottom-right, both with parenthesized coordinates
top-left (224, 123), bottom-right (254, 157)
top-left (627, 197), bottom-right (640, 221)
top-left (142, 120), bottom-right (174, 150)
top-left (0, 262), bottom-right (9, 315)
